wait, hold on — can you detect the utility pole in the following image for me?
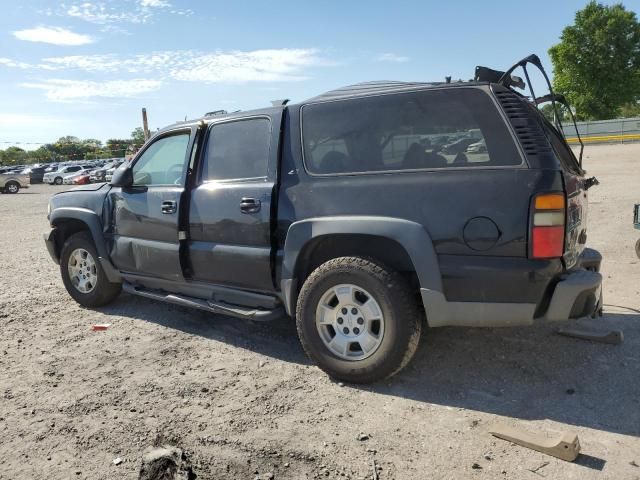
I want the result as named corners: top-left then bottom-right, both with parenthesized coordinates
top-left (142, 108), bottom-right (150, 142)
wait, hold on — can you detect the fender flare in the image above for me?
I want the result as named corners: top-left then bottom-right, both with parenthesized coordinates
top-left (49, 207), bottom-right (121, 283)
top-left (280, 216), bottom-right (442, 316)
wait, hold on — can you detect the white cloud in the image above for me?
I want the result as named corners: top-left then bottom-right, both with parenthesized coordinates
top-left (376, 53), bottom-right (410, 63)
top-left (13, 26), bottom-right (94, 46)
top-left (35, 48), bottom-right (324, 82)
top-left (4, 48), bottom-right (329, 102)
top-left (66, 2), bottom-right (148, 24)
top-left (62, 1), bottom-right (190, 25)
top-left (171, 49), bottom-right (321, 83)
top-left (139, 0), bottom-right (170, 7)
top-left (20, 79), bottom-right (162, 102)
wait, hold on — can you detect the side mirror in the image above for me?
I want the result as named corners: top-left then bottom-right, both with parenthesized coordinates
top-left (109, 164), bottom-right (133, 187)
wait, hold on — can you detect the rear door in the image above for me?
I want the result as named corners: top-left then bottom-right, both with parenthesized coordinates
top-left (188, 114), bottom-right (280, 292)
top-left (108, 128), bottom-right (194, 281)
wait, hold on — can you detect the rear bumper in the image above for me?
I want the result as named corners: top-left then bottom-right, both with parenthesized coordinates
top-left (544, 248), bottom-right (602, 321)
top-left (421, 248), bottom-right (603, 328)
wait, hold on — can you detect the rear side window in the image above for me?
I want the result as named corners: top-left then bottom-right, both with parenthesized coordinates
top-left (540, 117), bottom-right (582, 174)
top-left (202, 118), bottom-right (271, 181)
top-left (302, 88), bottom-right (522, 175)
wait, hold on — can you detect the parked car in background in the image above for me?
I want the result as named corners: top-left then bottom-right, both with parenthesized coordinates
top-left (63, 168), bottom-right (93, 185)
top-left (0, 170), bottom-right (29, 193)
top-left (72, 172), bottom-right (93, 185)
top-left (44, 165), bottom-right (84, 185)
top-left (441, 137), bottom-right (478, 155)
top-left (23, 166), bottom-right (46, 184)
top-left (466, 139), bottom-right (487, 153)
top-left (91, 160), bottom-right (124, 183)
top-left (104, 165), bottom-right (120, 183)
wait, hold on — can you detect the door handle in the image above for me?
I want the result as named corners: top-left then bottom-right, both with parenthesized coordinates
top-left (161, 200), bottom-right (177, 214)
top-left (240, 197), bottom-right (261, 213)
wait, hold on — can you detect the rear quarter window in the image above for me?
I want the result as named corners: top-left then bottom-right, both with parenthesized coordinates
top-left (301, 88), bottom-right (523, 175)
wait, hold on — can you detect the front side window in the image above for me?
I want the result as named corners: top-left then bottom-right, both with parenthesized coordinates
top-left (202, 118), bottom-right (270, 181)
top-left (302, 88), bottom-right (522, 174)
top-left (132, 133), bottom-right (190, 186)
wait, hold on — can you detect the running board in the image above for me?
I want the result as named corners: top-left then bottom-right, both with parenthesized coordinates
top-left (122, 283), bottom-right (284, 322)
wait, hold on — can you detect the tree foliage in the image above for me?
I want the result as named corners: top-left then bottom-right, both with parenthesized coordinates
top-left (549, 2), bottom-right (640, 120)
top-left (0, 126), bottom-right (149, 166)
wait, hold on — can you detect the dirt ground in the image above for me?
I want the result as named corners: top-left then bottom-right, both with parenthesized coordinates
top-left (0, 143), bottom-right (639, 480)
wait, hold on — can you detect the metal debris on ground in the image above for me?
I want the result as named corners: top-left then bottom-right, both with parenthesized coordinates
top-left (489, 424), bottom-right (581, 462)
top-left (113, 457), bottom-right (122, 465)
top-left (555, 327), bottom-right (623, 345)
top-left (92, 323), bottom-right (112, 331)
top-left (371, 458), bottom-right (379, 480)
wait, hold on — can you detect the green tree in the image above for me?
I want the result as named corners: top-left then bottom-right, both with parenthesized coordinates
top-left (131, 127), bottom-right (146, 146)
top-left (106, 139), bottom-right (134, 158)
top-left (618, 102), bottom-right (640, 118)
top-left (549, 2), bottom-right (640, 120)
top-left (0, 146), bottom-right (27, 165)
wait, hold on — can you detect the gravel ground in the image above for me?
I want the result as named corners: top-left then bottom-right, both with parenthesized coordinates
top-left (0, 144), bottom-right (639, 480)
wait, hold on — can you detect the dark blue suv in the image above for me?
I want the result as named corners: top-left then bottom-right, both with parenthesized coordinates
top-left (45, 55), bottom-right (602, 383)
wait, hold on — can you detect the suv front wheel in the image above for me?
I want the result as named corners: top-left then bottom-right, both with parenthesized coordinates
top-left (60, 232), bottom-right (122, 307)
top-left (296, 257), bottom-right (422, 383)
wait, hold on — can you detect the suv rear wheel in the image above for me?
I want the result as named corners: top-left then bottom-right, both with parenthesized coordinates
top-left (60, 231), bottom-right (121, 307)
top-left (296, 257), bottom-right (422, 383)
top-left (4, 181), bottom-right (19, 194)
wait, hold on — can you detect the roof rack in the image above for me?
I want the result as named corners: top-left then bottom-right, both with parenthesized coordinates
top-left (204, 110), bottom-right (228, 117)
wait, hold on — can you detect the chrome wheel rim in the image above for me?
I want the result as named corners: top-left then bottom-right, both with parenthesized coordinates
top-left (67, 248), bottom-right (97, 293)
top-left (315, 283), bottom-right (385, 361)
top-left (7, 183), bottom-right (18, 193)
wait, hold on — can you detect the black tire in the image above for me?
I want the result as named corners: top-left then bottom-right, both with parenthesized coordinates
top-left (296, 256), bottom-right (422, 383)
top-left (60, 231), bottom-right (121, 307)
top-left (4, 181), bottom-right (19, 194)
top-left (54, 177), bottom-right (63, 185)
top-left (636, 238), bottom-right (640, 259)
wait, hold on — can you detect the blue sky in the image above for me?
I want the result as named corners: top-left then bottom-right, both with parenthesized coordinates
top-left (0, 0), bottom-right (638, 149)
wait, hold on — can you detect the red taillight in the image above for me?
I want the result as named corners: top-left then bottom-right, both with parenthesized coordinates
top-left (531, 193), bottom-right (565, 259)
top-left (532, 226), bottom-right (564, 258)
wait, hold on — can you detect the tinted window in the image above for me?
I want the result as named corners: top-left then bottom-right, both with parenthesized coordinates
top-left (132, 133), bottom-right (190, 186)
top-left (202, 118), bottom-right (270, 181)
top-left (302, 88), bottom-right (522, 174)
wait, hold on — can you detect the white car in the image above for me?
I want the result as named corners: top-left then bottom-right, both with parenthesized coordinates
top-left (466, 139), bottom-right (487, 154)
top-left (43, 165), bottom-right (84, 185)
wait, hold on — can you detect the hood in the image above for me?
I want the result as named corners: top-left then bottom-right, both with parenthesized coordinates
top-left (60, 182), bottom-right (109, 193)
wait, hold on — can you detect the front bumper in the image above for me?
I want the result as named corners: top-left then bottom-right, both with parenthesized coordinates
top-left (44, 228), bottom-right (59, 264)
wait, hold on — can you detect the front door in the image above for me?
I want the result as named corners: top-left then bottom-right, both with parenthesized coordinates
top-left (188, 115), bottom-right (278, 292)
top-left (109, 129), bottom-right (193, 281)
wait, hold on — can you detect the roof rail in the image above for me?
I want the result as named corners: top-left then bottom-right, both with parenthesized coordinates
top-left (204, 110), bottom-right (228, 117)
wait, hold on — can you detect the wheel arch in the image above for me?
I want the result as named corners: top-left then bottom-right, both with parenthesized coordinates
top-left (280, 216), bottom-right (442, 316)
top-left (49, 207), bottom-right (121, 282)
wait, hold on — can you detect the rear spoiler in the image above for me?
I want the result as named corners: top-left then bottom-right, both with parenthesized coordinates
top-left (475, 54), bottom-right (584, 168)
